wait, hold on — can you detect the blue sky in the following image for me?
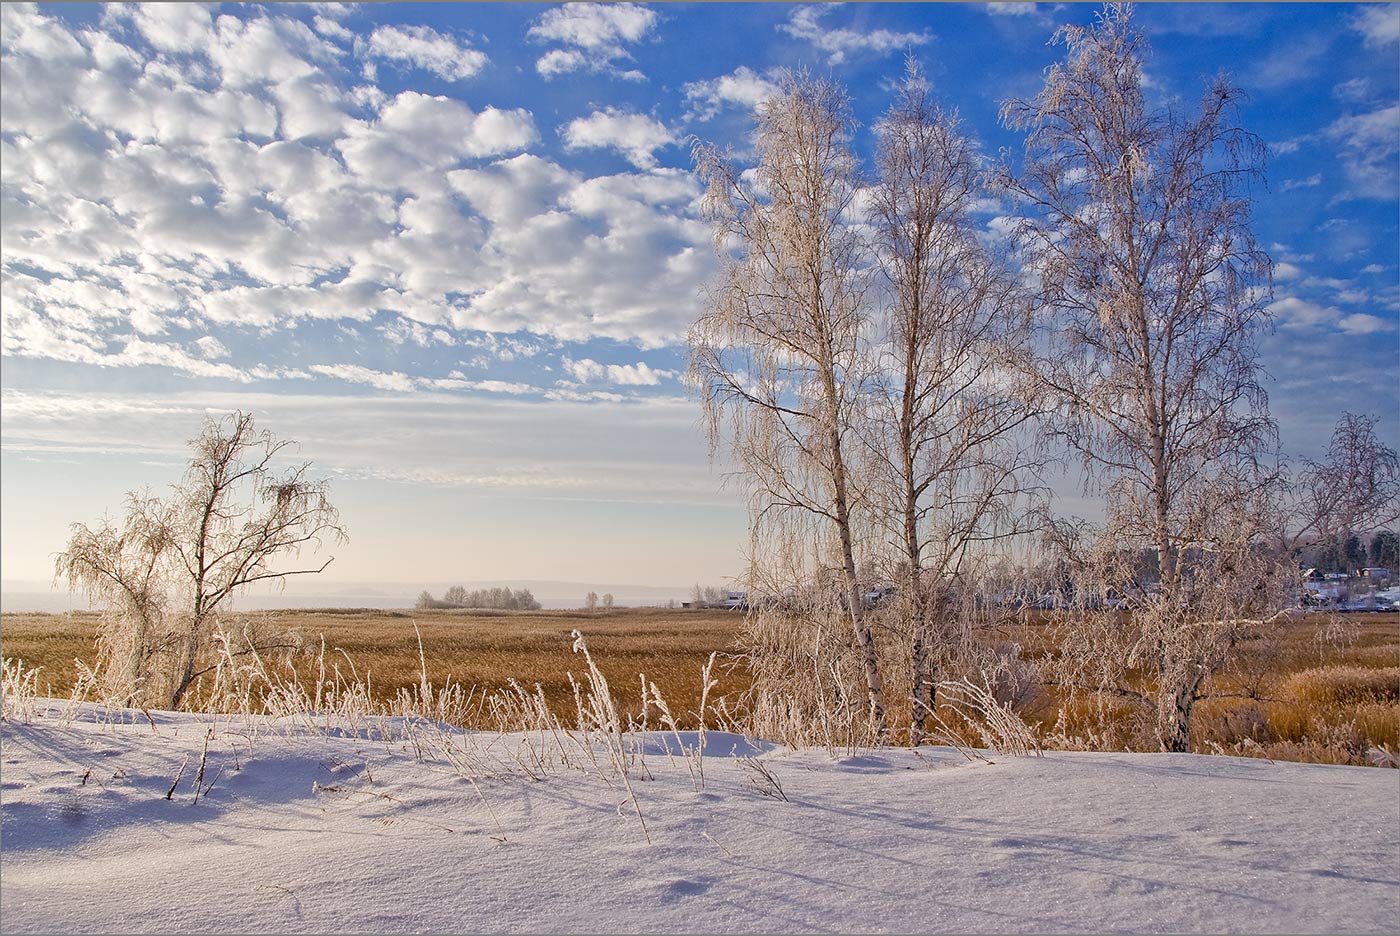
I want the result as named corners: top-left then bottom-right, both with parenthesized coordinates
top-left (2, 2), bottom-right (1397, 591)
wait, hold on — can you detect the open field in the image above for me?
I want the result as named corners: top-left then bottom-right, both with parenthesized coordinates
top-left (0, 607), bottom-right (749, 728)
top-left (3, 607), bottom-right (1395, 763)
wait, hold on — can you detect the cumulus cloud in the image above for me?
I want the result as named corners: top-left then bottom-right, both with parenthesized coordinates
top-left (130, 3), bottom-right (215, 54)
top-left (777, 5), bottom-right (931, 65)
top-left (527, 2), bottom-right (657, 80)
top-left (365, 24), bottom-right (489, 81)
top-left (682, 66), bottom-right (782, 121)
top-left (561, 108), bottom-right (675, 169)
top-left (337, 91), bottom-right (537, 185)
top-left (1, 4), bottom-right (716, 368)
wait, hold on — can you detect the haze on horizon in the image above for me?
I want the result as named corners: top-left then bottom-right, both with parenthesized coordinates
top-left (2, 2), bottom-right (1397, 595)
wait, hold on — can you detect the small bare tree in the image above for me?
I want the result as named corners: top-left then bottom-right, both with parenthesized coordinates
top-left (867, 59), bottom-right (1044, 745)
top-left (602, 592), bottom-right (615, 611)
top-left (997, 4), bottom-right (1281, 751)
top-left (585, 591), bottom-right (599, 613)
top-left (691, 69), bottom-right (887, 736)
top-left (57, 412), bottom-right (346, 709)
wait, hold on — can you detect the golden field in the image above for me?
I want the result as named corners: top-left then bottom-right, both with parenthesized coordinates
top-left (2, 606), bottom-right (1394, 764)
top-left (0, 606), bottom-right (749, 727)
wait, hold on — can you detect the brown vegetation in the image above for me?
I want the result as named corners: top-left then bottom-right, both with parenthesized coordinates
top-left (3, 607), bottom-right (1394, 764)
top-left (0, 607), bottom-right (748, 729)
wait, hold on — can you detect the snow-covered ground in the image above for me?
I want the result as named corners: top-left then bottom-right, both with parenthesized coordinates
top-left (2, 705), bottom-right (1396, 934)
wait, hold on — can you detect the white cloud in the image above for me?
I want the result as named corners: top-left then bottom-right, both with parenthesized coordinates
top-left (380, 317), bottom-right (455, 347)
top-left (1266, 294), bottom-right (1394, 338)
top-left (1337, 313), bottom-right (1393, 335)
top-left (1351, 4), bottom-right (1400, 48)
top-left (561, 109), bottom-right (675, 169)
top-left (1332, 77), bottom-right (1372, 103)
top-left (194, 335), bottom-right (230, 359)
top-left (1280, 174), bottom-right (1322, 191)
top-left (1273, 262), bottom-right (1304, 281)
top-left (777, 5), bottom-right (931, 65)
top-left (527, 2), bottom-right (657, 49)
top-left (424, 377), bottom-right (536, 394)
top-left (564, 357), bottom-right (675, 386)
top-left (527, 2), bottom-right (657, 79)
top-left (1270, 136), bottom-right (1310, 156)
top-left (606, 362), bottom-right (676, 386)
top-left (1267, 296), bottom-right (1343, 330)
top-left (365, 24), bottom-right (488, 81)
top-left (1324, 104), bottom-right (1400, 201)
top-left (682, 66), bottom-right (782, 122)
top-left (338, 92), bottom-right (537, 187)
top-left (535, 48), bottom-right (587, 78)
top-left (562, 356), bottom-right (606, 382)
top-left (130, 3), bottom-right (215, 54)
top-left (986, 3), bottom-right (1043, 16)
top-left (0, 4), bottom-right (718, 384)
top-left (309, 363), bottom-right (416, 392)
top-left (1250, 34), bottom-right (1331, 90)
top-left (313, 15), bottom-right (353, 42)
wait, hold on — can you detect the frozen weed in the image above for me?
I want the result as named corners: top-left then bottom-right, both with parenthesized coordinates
top-left (1, 657), bottom-right (41, 722)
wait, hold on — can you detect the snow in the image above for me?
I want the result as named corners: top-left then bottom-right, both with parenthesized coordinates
top-left (2, 705), bottom-right (1396, 934)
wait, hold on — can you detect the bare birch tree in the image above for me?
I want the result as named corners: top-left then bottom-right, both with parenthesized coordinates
top-left (57, 412), bottom-right (345, 709)
top-left (690, 70), bottom-right (887, 736)
top-left (1285, 412), bottom-right (1400, 555)
top-left (867, 60), bottom-right (1044, 744)
top-left (997, 4), bottom-right (1280, 751)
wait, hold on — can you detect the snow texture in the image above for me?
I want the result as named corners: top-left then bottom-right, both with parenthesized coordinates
top-left (2, 706), bottom-right (1396, 934)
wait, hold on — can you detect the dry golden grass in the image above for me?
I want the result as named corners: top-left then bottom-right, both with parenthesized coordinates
top-left (3, 607), bottom-right (1394, 764)
top-left (1166, 614), bottom-right (1398, 765)
top-left (992, 610), bottom-right (1398, 764)
top-left (0, 607), bottom-right (748, 729)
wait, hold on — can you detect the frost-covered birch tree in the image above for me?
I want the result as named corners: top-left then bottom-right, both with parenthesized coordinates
top-left (867, 61), bottom-right (1043, 745)
top-left (57, 412), bottom-right (345, 710)
top-left (690, 70), bottom-right (887, 736)
top-left (1285, 412), bottom-right (1400, 555)
top-left (997, 4), bottom-right (1281, 752)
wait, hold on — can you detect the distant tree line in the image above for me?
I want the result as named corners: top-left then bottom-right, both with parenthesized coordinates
top-left (416, 586), bottom-right (541, 611)
top-left (689, 585), bottom-right (731, 608)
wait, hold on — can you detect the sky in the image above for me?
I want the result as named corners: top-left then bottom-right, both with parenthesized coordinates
top-left (2, 2), bottom-right (1397, 595)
